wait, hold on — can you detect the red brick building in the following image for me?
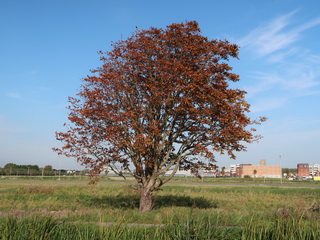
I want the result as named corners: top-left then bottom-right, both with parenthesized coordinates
top-left (297, 163), bottom-right (309, 177)
top-left (241, 165), bottom-right (281, 178)
top-left (236, 164), bottom-right (252, 177)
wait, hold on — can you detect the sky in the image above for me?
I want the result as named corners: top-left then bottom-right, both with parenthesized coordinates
top-left (0, 0), bottom-right (319, 170)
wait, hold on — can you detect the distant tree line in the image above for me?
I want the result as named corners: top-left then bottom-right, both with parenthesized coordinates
top-left (0, 163), bottom-right (41, 176)
top-left (0, 163), bottom-right (78, 176)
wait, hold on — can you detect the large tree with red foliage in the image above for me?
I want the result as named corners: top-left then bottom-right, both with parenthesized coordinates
top-left (54, 21), bottom-right (265, 212)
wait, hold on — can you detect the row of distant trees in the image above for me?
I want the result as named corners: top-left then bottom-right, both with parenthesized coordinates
top-left (0, 163), bottom-right (55, 176)
top-left (0, 163), bottom-right (87, 176)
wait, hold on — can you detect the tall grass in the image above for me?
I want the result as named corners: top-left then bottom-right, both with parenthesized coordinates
top-left (0, 215), bottom-right (319, 240)
top-left (242, 215), bottom-right (320, 240)
top-left (1, 182), bottom-right (320, 224)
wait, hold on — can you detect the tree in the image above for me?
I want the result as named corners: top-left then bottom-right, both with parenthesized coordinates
top-left (3, 163), bottom-right (40, 176)
top-left (43, 165), bottom-right (54, 176)
top-left (221, 167), bottom-right (226, 176)
top-left (54, 21), bottom-right (265, 212)
top-left (43, 165), bottom-right (53, 171)
top-left (253, 169), bottom-right (257, 178)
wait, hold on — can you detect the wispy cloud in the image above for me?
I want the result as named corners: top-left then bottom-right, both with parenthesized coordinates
top-left (24, 70), bottom-right (39, 76)
top-left (267, 47), bottom-right (299, 63)
top-left (244, 72), bottom-right (282, 98)
top-left (6, 91), bottom-right (23, 99)
top-left (5, 86), bottom-right (50, 101)
top-left (239, 11), bottom-right (320, 112)
top-left (245, 55), bottom-right (320, 99)
top-left (238, 11), bottom-right (320, 59)
top-left (250, 97), bottom-right (288, 113)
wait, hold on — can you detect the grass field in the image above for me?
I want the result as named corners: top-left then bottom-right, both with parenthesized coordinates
top-left (0, 177), bottom-right (320, 239)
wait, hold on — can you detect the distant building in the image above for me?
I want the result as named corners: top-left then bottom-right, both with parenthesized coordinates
top-left (230, 165), bottom-right (237, 177)
top-left (165, 168), bottom-right (193, 177)
top-left (166, 164), bottom-right (217, 177)
top-left (309, 164), bottom-right (320, 176)
top-left (260, 159), bottom-right (266, 166)
top-left (297, 163), bottom-right (310, 177)
top-left (223, 166), bottom-right (231, 176)
top-left (240, 160), bottom-right (281, 178)
top-left (236, 164), bottom-right (252, 177)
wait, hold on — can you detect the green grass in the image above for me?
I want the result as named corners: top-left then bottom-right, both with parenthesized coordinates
top-left (0, 214), bottom-right (319, 240)
top-left (0, 179), bottom-right (320, 238)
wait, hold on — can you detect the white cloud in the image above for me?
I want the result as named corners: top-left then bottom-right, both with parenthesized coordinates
top-left (24, 70), bottom-right (39, 76)
top-left (245, 54), bottom-right (320, 100)
top-left (250, 97), bottom-right (287, 113)
top-left (244, 72), bottom-right (282, 98)
top-left (239, 11), bottom-right (320, 59)
top-left (267, 47), bottom-right (299, 63)
top-left (239, 11), bottom-right (320, 102)
top-left (4, 86), bottom-right (51, 102)
top-left (238, 11), bottom-right (295, 57)
top-left (294, 17), bottom-right (320, 33)
top-left (6, 91), bottom-right (22, 99)
top-left (283, 65), bottom-right (319, 91)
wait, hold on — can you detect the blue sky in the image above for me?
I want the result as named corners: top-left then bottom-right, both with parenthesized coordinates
top-left (1, 0), bottom-right (319, 169)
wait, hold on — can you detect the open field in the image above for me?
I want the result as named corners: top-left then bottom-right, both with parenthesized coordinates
top-left (1, 177), bottom-right (320, 239)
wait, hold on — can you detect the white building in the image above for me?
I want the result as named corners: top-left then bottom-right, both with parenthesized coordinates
top-left (230, 164), bottom-right (237, 176)
top-left (165, 169), bottom-right (193, 177)
top-left (309, 164), bottom-right (320, 176)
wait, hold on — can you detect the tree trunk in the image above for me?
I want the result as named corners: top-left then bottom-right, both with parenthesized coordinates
top-left (139, 186), bottom-right (154, 212)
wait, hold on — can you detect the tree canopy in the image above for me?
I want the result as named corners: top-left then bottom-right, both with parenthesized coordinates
top-left (54, 21), bottom-right (265, 211)
top-left (2, 163), bottom-right (40, 175)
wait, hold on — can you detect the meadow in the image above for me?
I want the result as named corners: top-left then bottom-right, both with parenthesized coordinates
top-left (0, 177), bottom-right (320, 239)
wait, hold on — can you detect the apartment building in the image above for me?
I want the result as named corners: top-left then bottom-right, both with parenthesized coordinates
top-left (309, 164), bottom-right (320, 176)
